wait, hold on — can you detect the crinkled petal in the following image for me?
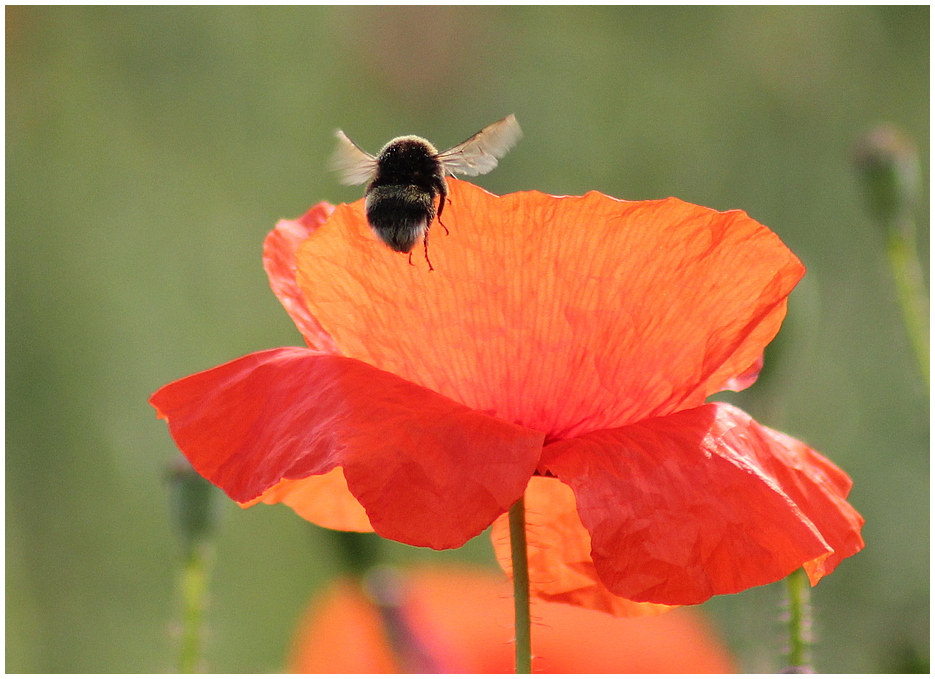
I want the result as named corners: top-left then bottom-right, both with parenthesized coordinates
top-left (149, 347), bottom-right (544, 549)
top-left (540, 402), bottom-right (864, 605)
top-left (491, 476), bottom-right (672, 617)
top-left (245, 467), bottom-right (374, 533)
top-left (751, 425), bottom-right (865, 584)
top-left (296, 179), bottom-right (804, 439)
top-left (263, 203), bottom-right (339, 352)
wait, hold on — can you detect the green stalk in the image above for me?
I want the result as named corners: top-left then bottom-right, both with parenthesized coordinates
top-left (168, 460), bottom-right (221, 673)
top-left (854, 124), bottom-right (928, 384)
top-left (178, 542), bottom-right (212, 673)
top-left (784, 567), bottom-right (813, 673)
top-left (887, 218), bottom-right (929, 382)
top-left (508, 496), bottom-right (532, 674)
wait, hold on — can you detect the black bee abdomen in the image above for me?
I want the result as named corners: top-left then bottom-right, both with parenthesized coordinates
top-left (365, 184), bottom-right (436, 253)
top-left (364, 137), bottom-right (447, 254)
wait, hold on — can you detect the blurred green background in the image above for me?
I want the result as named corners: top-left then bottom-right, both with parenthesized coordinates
top-left (6, 6), bottom-right (928, 673)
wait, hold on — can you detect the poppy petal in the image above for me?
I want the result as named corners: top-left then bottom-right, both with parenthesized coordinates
top-left (753, 425), bottom-right (866, 584)
top-left (246, 468), bottom-right (374, 533)
top-left (149, 347), bottom-right (544, 549)
top-left (490, 476), bottom-right (672, 617)
top-left (288, 566), bottom-right (737, 673)
top-left (539, 402), bottom-right (864, 605)
top-left (262, 203), bottom-right (339, 352)
top-left (717, 354), bottom-right (764, 392)
top-left (296, 179), bottom-right (804, 440)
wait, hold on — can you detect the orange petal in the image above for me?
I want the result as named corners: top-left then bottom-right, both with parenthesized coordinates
top-left (491, 476), bottom-right (672, 617)
top-left (540, 402), bottom-right (864, 605)
top-left (262, 203), bottom-right (339, 352)
top-left (287, 566), bottom-right (737, 673)
top-left (718, 353), bottom-right (764, 392)
top-left (149, 347), bottom-right (543, 549)
top-left (297, 179), bottom-right (804, 440)
top-left (247, 467), bottom-right (374, 533)
top-left (287, 578), bottom-right (397, 673)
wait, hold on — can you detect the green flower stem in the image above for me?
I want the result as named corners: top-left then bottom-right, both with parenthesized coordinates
top-left (784, 567), bottom-right (813, 673)
top-left (168, 461), bottom-right (221, 673)
top-left (508, 496), bottom-right (532, 674)
top-left (887, 218), bottom-right (929, 382)
top-left (178, 542), bottom-right (212, 673)
top-left (853, 124), bottom-right (928, 383)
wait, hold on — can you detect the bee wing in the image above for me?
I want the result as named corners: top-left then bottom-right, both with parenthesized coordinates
top-left (329, 129), bottom-right (379, 185)
top-left (435, 114), bottom-right (522, 177)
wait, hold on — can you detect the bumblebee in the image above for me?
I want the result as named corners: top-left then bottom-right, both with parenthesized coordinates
top-left (330, 115), bottom-right (522, 269)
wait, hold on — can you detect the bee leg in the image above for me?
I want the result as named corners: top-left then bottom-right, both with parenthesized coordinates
top-left (436, 182), bottom-right (451, 236)
top-left (407, 252), bottom-right (415, 267)
top-left (422, 233), bottom-right (435, 272)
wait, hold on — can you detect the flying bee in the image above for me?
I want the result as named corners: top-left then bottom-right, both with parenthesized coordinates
top-left (329, 114), bottom-right (522, 270)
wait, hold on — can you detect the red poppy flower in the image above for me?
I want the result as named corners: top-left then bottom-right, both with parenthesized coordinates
top-left (150, 179), bottom-right (864, 609)
top-left (287, 565), bottom-right (737, 673)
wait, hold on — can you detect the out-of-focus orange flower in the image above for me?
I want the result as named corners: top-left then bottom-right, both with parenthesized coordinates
top-left (150, 179), bottom-right (864, 609)
top-left (287, 565), bottom-right (737, 673)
